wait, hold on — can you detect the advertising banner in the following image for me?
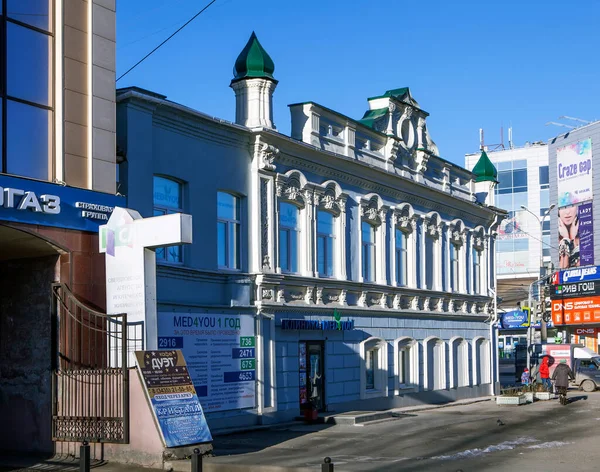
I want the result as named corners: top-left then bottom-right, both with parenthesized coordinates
top-left (552, 296), bottom-right (600, 325)
top-left (500, 310), bottom-right (530, 329)
top-left (135, 350), bottom-right (212, 447)
top-left (552, 265), bottom-right (600, 285)
top-left (496, 251), bottom-right (529, 275)
top-left (557, 138), bottom-right (593, 208)
top-left (551, 280), bottom-right (600, 299)
top-left (157, 313), bottom-right (256, 412)
top-left (557, 201), bottom-right (594, 269)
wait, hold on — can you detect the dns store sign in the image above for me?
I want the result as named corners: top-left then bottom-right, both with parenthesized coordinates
top-left (552, 296), bottom-right (600, 325)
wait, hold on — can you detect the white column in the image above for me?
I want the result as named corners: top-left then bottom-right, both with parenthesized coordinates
top-left (255, 315), bottom-right (264, 416)
top-left (337, 200), bottom-right (347, 280)
top-left (483, 238), bottom-right (490, 295)
top-left (459, 236), bottom-right (467, 294)
top-left (310, 193), bottom-right (318, 277)
top-left (445, 226), bottom-right (452, 292)
top-left (390, 214), bottom-right (397, 286)
top-left (434, 225), bottom-right (443, 291)
top-left (357, 203), bottom-right (364, 283)
top-left (420, 219), bottom-right (426, 289)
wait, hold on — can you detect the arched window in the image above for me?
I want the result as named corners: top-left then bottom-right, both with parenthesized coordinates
top-left (361, 221), bottom-right (376, 282)
top-left (450, 337), bottom-right (469, 388)
top-left (317, 210), bottom-right (335, 277)
top-left (217, 191), bottom-right (241, 269)
top-left (279, 202), bottom-right (300, 273)
top-left (472, 247), bottom-right (482, 294)
top-left (424, 337), bottom-right (446, 391)
top-left (360, 337), bottom-right (388, 399)
top-left (473, 337), bottom-right (491, 385)
top-left (395, 337), bottom-right (418, 391)
top-left (153, 175), bottom-right (183, 263)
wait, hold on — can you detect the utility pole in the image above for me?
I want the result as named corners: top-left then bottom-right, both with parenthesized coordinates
top-left (521, 204), bottom-right (555, 343)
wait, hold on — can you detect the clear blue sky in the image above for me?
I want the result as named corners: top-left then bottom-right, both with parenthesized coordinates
top-left (116, 0), bottom-right (599, 167)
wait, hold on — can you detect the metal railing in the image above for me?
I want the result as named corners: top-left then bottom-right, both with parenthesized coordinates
top-left (51, 283), bottom-right (130, 444)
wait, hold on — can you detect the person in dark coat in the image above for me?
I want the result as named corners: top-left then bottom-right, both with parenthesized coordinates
top-left (552, 359), bottom-right (575, 397)
top-left (539, 356), bottom-right (551, 391)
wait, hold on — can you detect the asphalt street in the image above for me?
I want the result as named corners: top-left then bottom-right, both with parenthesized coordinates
top-left (208, 391), bottom-right (600, 471)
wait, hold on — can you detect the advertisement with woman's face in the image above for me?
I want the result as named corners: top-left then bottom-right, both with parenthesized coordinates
top-left (558, 202), bottom-right (594, 269)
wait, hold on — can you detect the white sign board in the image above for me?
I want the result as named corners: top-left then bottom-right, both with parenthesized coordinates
top-left (100, 207), bottom-right (192, 355)
top-left (158, 312), bottom-right (256, 412)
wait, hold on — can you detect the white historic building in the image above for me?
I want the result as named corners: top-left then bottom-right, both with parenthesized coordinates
top-left (117, 33), bottom-right (505, 429)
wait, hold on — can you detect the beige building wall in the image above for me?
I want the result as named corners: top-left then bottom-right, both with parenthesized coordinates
top-left (62, 0), bottom-right (116, 193)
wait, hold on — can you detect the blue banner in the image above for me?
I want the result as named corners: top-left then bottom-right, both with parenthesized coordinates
top-left (553, 265), bottom-right (600, 285)
top-left (0, 174), bottom-right (124, 231)
top-left (501, 310), bottom-right (529, 329)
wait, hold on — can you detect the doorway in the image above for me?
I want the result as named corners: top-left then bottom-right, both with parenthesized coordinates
top-left (299, 341), bottom-right (325, 411)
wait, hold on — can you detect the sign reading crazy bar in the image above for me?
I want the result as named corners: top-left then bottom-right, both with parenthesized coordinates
top-left (551, 281), bottom-right (600, 299)
top-left (552, 265), bottom-right (600, 285)
top-left (135, 350), bottom-right (212, 447)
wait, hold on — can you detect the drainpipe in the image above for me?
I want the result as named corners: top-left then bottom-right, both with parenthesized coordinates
top-left (489, 213), bottom-right (501, 397)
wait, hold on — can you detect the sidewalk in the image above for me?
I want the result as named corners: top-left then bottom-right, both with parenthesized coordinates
top-left (0, 396), bottom-right (493, 472)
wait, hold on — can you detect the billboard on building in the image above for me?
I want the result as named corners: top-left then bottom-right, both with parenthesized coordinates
top-left (557, 201), bottom-right (594, 269)
top-left (557, 138), bottom-right (592, 208)
top-left (497, 251), bottom-right (529, 275)
top-left (552, 295), bottom-right (600, 325)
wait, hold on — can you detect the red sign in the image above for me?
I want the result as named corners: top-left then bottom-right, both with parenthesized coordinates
top-left (575, 328), bottom-right (598, 336)
top-left (552, 296), bottom-right (600, 325)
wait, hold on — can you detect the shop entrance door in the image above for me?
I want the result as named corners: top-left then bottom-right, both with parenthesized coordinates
top-left (299, 341), bottom-right (325, 411)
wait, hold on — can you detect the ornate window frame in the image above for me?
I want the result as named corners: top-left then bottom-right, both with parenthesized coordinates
top-left (394, 336), bottom-right (419, 393)
top-left (359, 194), bottom-right (387, 284)
top-left (391, 204), bottom-right (417, 288)
top-left (360, 337), bottom-right (388, 399)
top-left (314, 181), bottom-right (347, 280)
top-left (275, 170), bottom-right (309, 276)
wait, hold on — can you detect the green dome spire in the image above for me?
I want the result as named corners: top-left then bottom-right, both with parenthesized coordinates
top-left (472, 150), bottom-right (498, 183)
top-left (232, 32), bottom-right (276, 83)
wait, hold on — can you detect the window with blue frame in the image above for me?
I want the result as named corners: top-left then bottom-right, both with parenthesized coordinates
top-left (362, 221), bottom-right (376, 282)
top-left (153, 176), bottom-right (183, 263)
top-left (279, 202), bottom-right (300, 273)
top-left (450, 244), bottom-right (459, 292)
top-left (317, 210), bottom-right (334, 277)
top-left (2, 2), bottom-right (54, 180)
top-left (472, 247), bottom-right (481, 294)
top-left (425, 233), bottom-right (435, 289)
top-left (395, 228), bottom-right (407, 286)
top-left (217, 192), bottom-right (241, 269)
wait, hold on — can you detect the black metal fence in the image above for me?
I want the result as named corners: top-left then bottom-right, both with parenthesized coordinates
top-left (52, 283), bottom-right (130, 444)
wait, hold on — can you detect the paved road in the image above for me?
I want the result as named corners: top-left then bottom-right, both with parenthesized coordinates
top-left (209, 391), bottom-right (600, 471)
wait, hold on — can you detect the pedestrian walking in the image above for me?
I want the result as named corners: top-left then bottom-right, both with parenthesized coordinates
top-left (539, 356), bottom-right (552, 391)
top-left (552, 359), bottom-right (575, 405)
top-left (521, 368), bottom-right (530, 386)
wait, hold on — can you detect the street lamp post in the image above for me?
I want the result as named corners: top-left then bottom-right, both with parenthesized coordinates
top-left (521, 203), bottom-right (556, 345)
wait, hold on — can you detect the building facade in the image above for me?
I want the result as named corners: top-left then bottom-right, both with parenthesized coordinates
top-left (0, 1), bottom-right (120, 455)
top-left (549, 121), bottom-right (600, 352)
top-left (117, 34), bottom-right (504, 431)
top-left (466, 144), bottom-right (553, 359)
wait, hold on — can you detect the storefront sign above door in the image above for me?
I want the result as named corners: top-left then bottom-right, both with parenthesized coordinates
top-left (281, 319), bottom-right (355, 330)
top-left (0, 174), bottom-right (124, 232)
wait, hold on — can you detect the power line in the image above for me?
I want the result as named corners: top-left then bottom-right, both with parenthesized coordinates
top-left (117, 0), bottom-right (218, 83)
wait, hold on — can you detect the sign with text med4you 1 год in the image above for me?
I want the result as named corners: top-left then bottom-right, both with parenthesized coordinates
top-left (552, 296), bottom-right (600, 325)
top-left (552, 266), bottom-right (600, 285)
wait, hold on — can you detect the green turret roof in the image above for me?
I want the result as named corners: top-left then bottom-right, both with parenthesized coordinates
top-left (232, 32), bottom-right (276, 83)
top-left (472, 150), bottom-right (498, 182)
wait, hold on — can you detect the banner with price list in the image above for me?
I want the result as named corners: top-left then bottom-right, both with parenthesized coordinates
top-left (157, 313), bottom-right (256, 412)
top-left (134, 350), bottom-right (212, 447)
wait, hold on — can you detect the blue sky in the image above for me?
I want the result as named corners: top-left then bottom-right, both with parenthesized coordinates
top-left (116, 0), bottom-right (599, 167)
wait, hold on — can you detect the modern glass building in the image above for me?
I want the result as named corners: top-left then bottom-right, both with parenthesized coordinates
top-left (0, 0), bottom-right (120, 456)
